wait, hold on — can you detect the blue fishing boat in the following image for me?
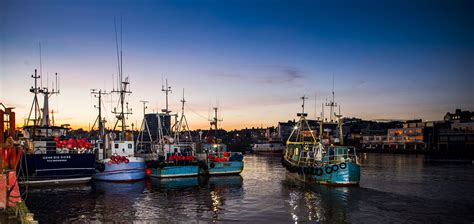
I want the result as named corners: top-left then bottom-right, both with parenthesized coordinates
top-left (281, 96), bottom-right (360, 186)
top-left (198, 107), bottom-right (244, 176)
top-left (148, 142), bottom-right (199, 178)
top-left (19, 70), bottom-right (96, 185)
top-left (141, 88), bottom-right (200, 178)
top-left (199, 143), bottom-right (244, 175)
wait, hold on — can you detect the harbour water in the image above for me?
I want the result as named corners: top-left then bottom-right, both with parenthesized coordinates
top-left (25, 154), bottom-right (474, 223)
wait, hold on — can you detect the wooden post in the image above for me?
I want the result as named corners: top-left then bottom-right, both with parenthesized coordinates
top-left (0, 109), bottom-right (4, 144)
top-left (7, 109), bottom-right (15, 138)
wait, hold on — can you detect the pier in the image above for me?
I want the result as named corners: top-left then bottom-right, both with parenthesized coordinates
top-left (0, 147), bottom-right (37, 224)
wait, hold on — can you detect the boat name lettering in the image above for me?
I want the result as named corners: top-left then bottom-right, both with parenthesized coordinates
top-left (42, 155), bottom-right (71, 162)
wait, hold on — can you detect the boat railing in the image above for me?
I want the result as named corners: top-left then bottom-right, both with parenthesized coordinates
top-left (322, 146), bottom-right (357, 164)
top-left (288, 145), bottom-right (358, 166)
top-left (207, 151), bottom-right (243, 162)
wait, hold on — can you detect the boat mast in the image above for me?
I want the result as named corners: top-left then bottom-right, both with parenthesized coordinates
top-left (210, 106), bottom-right (222, 138)
top-left (325, 75), bottom-right (337, 122)
top-left (174, 89), bottom-right (192, 143)
top-left (39, 73), bottom-right (60, 128)
top-left (320, 103), bottom-right (324, 140)
top-left (287, 95), bottom-right (317, 144)
top-left (91, 89), bottom-right (108, 158)
top-left (112, 78), bottom-right (132, 140)
top-left (335, 105), bottom-right (344, 145)
top-left (161, 78), bottom-right (172, 135)
top-left (161, 78), bottom-right (172, 115)
top-left (111, 17), bottom-right (132, 140)
top-left (27, 69), bottom-right (42, 127)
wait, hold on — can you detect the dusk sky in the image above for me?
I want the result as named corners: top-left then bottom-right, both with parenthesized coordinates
top-left (1, 0), bottom-right (473, 130)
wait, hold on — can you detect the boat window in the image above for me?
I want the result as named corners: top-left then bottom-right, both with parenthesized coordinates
top-left (115, 144), bottom-right (119, 149)
top-left (128, 144), bottom-right (132, 149)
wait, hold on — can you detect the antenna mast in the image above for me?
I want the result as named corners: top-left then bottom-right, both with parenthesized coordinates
top-left (174, 89), bottom-right (192, 143)
top-left (325, 75), bottom-right (337, 122)
top-left (287, 96), bottom-right (316, 145)
top-left (27, 69), bottom-right (42, 127)
top-left (300, 95), bottom-right (307, 114)
top-left (209, 106), bottom-right (223, 137)
top-left (91, 89), bottom-right (108, 159)
top-left (161, 78), bottom-right (172, 114)
top-left (111, 18), bottom-right (132, 139)
top-left (90, 89), bottom-right (108, 136)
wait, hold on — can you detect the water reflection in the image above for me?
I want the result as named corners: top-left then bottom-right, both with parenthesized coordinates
top-left (283, 173), bottom-right (352, 223)
top-left (25, 154), bottom-right (474, 223)
top-left (25, 184), bottom-right (96, 222)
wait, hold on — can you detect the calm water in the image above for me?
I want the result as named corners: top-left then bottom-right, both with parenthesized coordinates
top-left (26, 154), bottom-right (474, 223)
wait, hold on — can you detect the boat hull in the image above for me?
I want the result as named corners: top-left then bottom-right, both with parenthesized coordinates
top-left (93, 157), bottom-right (146, 181)
top-left (310, 162), bottom-right (360, 186)
top-left (283, 160), bottom-right (360, 186)
top-left (149, 165), bottom-right (199, 178)
top-left (19, 153), bottom-right (96, 185)
top-left (200, 161), bottom-right (244, 175)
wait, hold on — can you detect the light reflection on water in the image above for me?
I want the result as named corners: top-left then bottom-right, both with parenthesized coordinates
top-left (25, 154), bottom-right (474, 223)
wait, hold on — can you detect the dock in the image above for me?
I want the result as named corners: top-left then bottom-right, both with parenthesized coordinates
top-left (1, 146), bottom-right (37, 223)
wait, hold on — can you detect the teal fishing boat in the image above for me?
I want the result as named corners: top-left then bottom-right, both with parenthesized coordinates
top-left (281, 96), bottom-right (360, 186)
top-left (143, 88), bottom-right (199, 178)
top-left (198, 107), bottom-right (244, 175)
top-left (199, 143), bottom-right (244, 175)
top-left (148, 142), bottom-right (199, 178)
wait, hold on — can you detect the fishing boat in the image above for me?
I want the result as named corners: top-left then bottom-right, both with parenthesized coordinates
top-left (149, 141), bottom-right (199, 178)
top-left (93, 136), bottom-right (146, 181)
top-left (199, 107), bottom-right (244, 175)
top-left (92, 24), bottom-right (145, 181)
top-left (92, 80), bottom-right (145, 181)
top-left (281, 96), bottom-right (360, 186)
top-left (19, 70), bottom-right (96, 185)
top-left (143, 88), bottom-right (200, 178)
top-left (252, 140), bottom-right (285, 154)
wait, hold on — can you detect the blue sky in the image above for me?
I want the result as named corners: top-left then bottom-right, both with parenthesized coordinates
top-left (1, 0), bottom-right (473, 130)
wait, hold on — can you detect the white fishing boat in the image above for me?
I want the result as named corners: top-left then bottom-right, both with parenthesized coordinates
top-left (252, 140), bottom-right (285, 154)
top-left (93, 22), bottom-right (145, 181)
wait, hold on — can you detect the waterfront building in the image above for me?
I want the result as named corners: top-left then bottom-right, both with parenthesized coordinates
top-left (444, 109), bottom-right (474, 122)
top-left (277, 120), bottom-right (296, 140)
top-left (361, 134), bottom-right (387, 149)
top-left (433, 109), bottom-right (474, 158)
top-left (384, 119), bottom-right (426, 150)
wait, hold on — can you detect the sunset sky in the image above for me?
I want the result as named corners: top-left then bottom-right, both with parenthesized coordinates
top-left (1, 0), bottom-right (473, 130)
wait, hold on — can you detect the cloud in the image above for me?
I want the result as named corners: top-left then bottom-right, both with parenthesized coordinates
top-left (354, 80), bottom-right (367, 88)
top-left (259, 66), bottom-right (305, 84)
top-left (210, 65), bottom-right (306, 85)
